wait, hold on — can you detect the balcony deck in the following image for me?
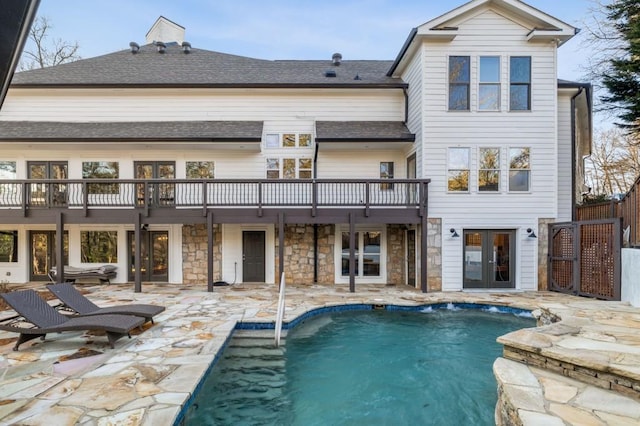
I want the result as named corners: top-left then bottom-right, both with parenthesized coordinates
top-left (0, 178), bottom-right (430, 224)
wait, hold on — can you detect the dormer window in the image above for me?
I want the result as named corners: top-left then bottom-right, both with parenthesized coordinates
top-left (264, 133), bottom-right (313, 149)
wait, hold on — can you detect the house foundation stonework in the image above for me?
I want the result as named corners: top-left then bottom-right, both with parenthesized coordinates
top-left (537, 218), bottom-right (554, 291)
top-left (427, 219), bottom-right (443, 292)
top-left (182, 224), bottom-right (222, 284)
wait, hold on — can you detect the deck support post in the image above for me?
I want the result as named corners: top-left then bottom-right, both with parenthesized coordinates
top-left (55, 212), bottom-right (64, 284)
top-left (349, 212), bottom-right (356, 293)
top-left (207, 211), bottom-right (215, 292)
top-left (278, 212), bottom-right (284, 288)
top-left (134, 213), bottom-right (142, 293)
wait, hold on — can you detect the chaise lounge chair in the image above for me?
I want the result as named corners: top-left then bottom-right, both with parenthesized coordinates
top-left (0, 289), bottom-right (144, 351)
top-left (47, 283), bottom-right (165, 324)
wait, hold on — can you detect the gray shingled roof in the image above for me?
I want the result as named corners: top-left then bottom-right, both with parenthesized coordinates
top-left (315, 121), bottom-right (415, 142)
top-left (0, 120), bottom-right (263, 141)
top-left (11, 43), bottom-right (403, 87)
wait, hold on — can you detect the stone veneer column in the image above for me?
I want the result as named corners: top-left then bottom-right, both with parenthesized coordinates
top-left (182, 224), bottom-right (222, 285)
top-left (537, 218), bottom-right (554, 291)
top-left (275, 224), bottom-right (335, 285)
top-left (386, 225), bottom-right (405, 285)
top-left (427, 218), bottom-right (442, 291)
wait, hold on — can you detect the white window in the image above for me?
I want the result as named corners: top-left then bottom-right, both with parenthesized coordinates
top-left (478, 148), bottom-right (500, 192)
top-left (449, 56), bottom-right (470, 110)
top-left (447, 147), bottom-right (470, 192)
top-left (341, 231), bottom-right (381, 277)
top-left (509, 147), bottom-right (530, 191)
top-left (266, 158), bottom-right (313, 179)
top-left (263, 133), bottom-right (313, 149)
top-left (186, 161), bottom-right (215, 178)
top-left (509, 56), bottom-right (531, 111)
top-left (479, 56), bottom-right (500, 111)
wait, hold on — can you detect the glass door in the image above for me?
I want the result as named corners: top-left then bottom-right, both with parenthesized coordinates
top-left (28, 161), bottom-right (68, 206)
top-left (134, 161), bottom-right (175, 206)
top-left (341, 231), bottom-right (381, 278)
top-left (463, 230), bottom-right (515, 289)
top-left (30, 231), bottom-right (68, 281)
top-left (128, 230), bottom-right (169, 282)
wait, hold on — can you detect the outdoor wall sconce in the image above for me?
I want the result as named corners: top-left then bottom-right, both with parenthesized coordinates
top-left (449, 228), bottom-right (459, 238)
top-left (526, 228), bottom-right (537, 239)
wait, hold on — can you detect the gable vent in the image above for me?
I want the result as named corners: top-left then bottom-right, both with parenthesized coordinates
top-left (325, 69), bottom-right (337, 78)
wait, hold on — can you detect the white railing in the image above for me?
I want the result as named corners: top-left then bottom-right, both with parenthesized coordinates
top-left (274, 272), bottom-right (286, 347)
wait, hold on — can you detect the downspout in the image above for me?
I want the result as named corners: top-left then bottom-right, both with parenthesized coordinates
top-left (313, 141), bottom-right (319, 283)
top-left (403, 87), bottom-right (409, 124)
top-left (570, 87), bottom-right (584, 222)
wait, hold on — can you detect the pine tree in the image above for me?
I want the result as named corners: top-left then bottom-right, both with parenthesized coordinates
top-left (601, 0), bottom-right (640, 132)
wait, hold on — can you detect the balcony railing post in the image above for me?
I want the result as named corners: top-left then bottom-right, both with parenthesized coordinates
top-left (21, 182), bottom-right (27, 216)
top-left (312, 180), bottom-right (317, 217)
top-left (258, 182), bottom-right (263, 217)
top-left (202, 180), bottom-right (208, 217)
top-left (365, 182), bottom-right (370, 217)
top-left (82, 181), bottom-right (89, 217)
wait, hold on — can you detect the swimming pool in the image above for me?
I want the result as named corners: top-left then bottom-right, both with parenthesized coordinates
top-left (182, 304), bottom-right (534, 425)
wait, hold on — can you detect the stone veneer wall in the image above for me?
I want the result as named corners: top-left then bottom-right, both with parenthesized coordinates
top-left (275, 224), bottom-right (334, 285)
top-left (182, 224), bottom-right (222, 285)
top-left (427, 218), bottom-right (442, 291)
top-left (537, 218), bottom-right (554, 291)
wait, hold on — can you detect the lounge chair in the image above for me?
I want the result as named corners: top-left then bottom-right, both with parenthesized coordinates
top-left (0, 289), bottom-right (144, 351)
top-left (47, 283), bottom-right (165, 324)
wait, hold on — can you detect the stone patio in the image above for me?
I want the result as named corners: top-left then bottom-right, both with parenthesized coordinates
top-left (0, 283), bottom-right (639, 425)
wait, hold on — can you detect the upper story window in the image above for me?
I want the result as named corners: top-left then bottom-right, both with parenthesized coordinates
top-left (267, 158), bottom-right (312, 179)
top-left (479, 56), bottom-right (500, 111)
top-left (509, 56), bottom-right (531, 111)
top-left (82, 161), bottom-right (119, 194)
top-left (186, 161), bottom-right (215, 178)
top-left (447, 147), bottom-right (470, 192)
top-left (509, 147), bottom-right (530, 191)
top-left (478, 148), bottom-right (500, 192)
top-left (0, 161), bottom-right (16, 179)
top-left (448, 56), bottom-right (470, 111)
top-left (265, 133), bottom-right (313, 149)
top-left (380, 162), bottom-right (394, 190)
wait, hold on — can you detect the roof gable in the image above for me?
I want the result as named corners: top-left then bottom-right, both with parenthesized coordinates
top-left (388, 0), bottom-right (577, 77)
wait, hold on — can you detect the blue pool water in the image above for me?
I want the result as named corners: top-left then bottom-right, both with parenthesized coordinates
top-left (183, 306), bottom-right (534, 425)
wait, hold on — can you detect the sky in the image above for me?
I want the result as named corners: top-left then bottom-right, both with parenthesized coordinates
top-left (31, 0), bottom-right (595, 78)
top-left (30, 0), bottom-right (606, 124)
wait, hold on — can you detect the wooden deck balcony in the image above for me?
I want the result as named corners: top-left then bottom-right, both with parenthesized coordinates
top-left (0, 178), bottom-right (430, 224)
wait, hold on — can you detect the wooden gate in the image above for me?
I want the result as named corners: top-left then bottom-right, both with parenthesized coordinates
top-left (548, 219), bottom-right (622, 300)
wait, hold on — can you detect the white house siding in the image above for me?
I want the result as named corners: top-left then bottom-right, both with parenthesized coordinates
top-left (417, 8), bottom-right (560, 291)
top-left (317, 150), bottom-right (406, 179)
top-left (0, 88), bottom-right (405, 122)
top-left (221, 224), bottom-right (275, 284)
top-left (402, 49), bottom-right (424, 177)
top-left (557, 90), bottom-right (575, 222)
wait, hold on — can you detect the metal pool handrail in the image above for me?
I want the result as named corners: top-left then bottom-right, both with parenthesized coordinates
top-left (275, 272), bottom-right (286, 347)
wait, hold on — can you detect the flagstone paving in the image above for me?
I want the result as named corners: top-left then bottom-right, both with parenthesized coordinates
top-left (0, 283), bottom-right (639, 425)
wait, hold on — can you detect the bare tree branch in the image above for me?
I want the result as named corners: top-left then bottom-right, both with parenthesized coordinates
top-left (18, 16), bottom-right (80, 70)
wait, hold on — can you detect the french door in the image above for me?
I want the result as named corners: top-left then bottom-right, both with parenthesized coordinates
top-left (463, 230), bottom-right (515, 289)
top-left (127, 230), bottom-right (169, 282)
top-left (134, 161), bottom-right (175, 206)
top-left (30, 231), bottom-right (68, 281)
top-left (28, 161), bottom-right (68, 206)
